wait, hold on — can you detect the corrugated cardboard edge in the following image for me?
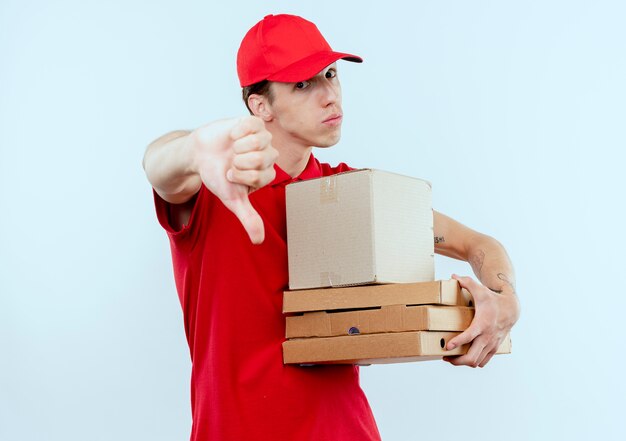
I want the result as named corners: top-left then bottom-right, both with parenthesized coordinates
top-left (283, 331), bottom-right (511, 365)
top-left (441, 279), bottom-right (473, 305)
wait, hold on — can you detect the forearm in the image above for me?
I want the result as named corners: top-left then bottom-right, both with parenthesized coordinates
top-left (467, 235), bottom-right (516, 296)
top-left (433, 212), bottom-right (520, 366)
top-left (465, 235), bottom-right (520, 326)
top-left (142, 130), bottom-right (201, 202)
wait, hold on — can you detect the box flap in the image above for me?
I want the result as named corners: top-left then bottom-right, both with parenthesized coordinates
top-left (283, 279), bottom-right (471, 313)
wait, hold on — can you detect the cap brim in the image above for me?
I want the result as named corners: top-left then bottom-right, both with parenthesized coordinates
top-left (267, 51), bottom-right (363, 83)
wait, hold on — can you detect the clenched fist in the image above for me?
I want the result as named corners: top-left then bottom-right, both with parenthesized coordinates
top-left (190, 116), bottom-right (279, 244)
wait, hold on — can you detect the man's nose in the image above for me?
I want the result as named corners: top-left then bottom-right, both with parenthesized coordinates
top-left (320, 81), bottom-right (340, 106)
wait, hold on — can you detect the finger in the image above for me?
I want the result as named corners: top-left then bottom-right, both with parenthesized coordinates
top-left (227, 167), bottom-right (276, 189)
top-left (478, 350), bottom-right (496, 368)
top-left (452, 274), bottom-right (482, 293)
top-left (247, 168), bottom-right (276, 194)
top-left (443, 355), bottom-right (464, 364)
top-left (222, 196), bottom-right (265, 245)
top-left (447, 325), bottom-right (480, 350)
top-left (446, 337), bottom-right (487, 368)
top-left (477, 335), bottom-right (504, 367)
top-left (474, 342), bottom-right (495, 367)
top-left (452, 274), bottom-right (489, 304)
top-left (232, 150), bottom-right (276, 171)
top-left (232, 131), bottom-right (273, 154)
top-left (230, 116), bottom-right (265, 140)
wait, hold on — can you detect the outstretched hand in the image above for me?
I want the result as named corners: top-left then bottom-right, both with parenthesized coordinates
top-left (443, 274), bottom-right (520, 368)
top-left (190, 116), bottom-right (279, 244)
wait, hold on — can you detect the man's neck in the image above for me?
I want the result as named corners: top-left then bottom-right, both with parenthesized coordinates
top-left (274, 144), bottom-right (313, 178)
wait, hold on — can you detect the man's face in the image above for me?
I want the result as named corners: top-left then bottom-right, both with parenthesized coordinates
top-left (264, 63), bottom-right (343, 149)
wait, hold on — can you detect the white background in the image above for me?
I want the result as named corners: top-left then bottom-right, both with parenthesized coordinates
top-left (1, 1), bottom-right (625, 440)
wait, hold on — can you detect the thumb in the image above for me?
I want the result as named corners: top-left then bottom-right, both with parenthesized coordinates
top-left (222, 196), bottom-right (265, 244)
top-left (452, 273), bottom-right (489, 305)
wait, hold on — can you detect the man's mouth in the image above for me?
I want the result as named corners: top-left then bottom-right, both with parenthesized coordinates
top-left (323, 114), bottom-right (343, 125)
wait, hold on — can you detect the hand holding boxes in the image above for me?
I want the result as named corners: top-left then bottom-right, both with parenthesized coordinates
top-left (282, 280), bottom-right (511, 365)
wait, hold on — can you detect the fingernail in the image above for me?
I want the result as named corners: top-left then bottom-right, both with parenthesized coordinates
top-left (448, 343), bottom-right (456, 350)
top-left (226, 169), bottom-right (233, 181)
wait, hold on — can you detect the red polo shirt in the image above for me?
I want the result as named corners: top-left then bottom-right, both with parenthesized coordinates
top-left (154, 152), bottom-right (381, 441)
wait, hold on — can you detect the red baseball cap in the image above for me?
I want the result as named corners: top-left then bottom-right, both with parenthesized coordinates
top-left (237, 14), bottom-right (363, 87)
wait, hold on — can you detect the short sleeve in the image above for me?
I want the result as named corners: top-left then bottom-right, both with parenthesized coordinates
top-left (153, 185), bottom-right (214, 248)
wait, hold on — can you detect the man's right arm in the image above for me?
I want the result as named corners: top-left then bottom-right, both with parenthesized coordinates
top-left (142, 117), bottom-right (278, 244)
top-left (142, 130), bottom-right (201, 204)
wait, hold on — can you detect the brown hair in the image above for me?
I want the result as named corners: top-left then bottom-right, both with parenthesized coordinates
top-left (242, 80), bottom-right (273, 115)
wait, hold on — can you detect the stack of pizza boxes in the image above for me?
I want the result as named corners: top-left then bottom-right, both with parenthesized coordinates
top-left (282, 169), bottom-right (511, 365)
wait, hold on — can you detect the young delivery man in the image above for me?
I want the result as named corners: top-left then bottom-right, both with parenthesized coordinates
top-left (143, 14), bottom-right (520, 441)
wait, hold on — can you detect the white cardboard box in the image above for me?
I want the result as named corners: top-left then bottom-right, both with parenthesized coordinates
top-left (286, 169), bottom-right (434, 290)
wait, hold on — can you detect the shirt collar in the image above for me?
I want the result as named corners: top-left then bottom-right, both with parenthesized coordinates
top-left (269, 152), bottom-right (322, 187)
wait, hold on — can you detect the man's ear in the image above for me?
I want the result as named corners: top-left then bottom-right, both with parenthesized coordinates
top-left (248, 94), bottom-right (273, 122)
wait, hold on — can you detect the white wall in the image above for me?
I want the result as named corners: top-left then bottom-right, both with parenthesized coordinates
top-left (1, 1), bottom-right (624, 440)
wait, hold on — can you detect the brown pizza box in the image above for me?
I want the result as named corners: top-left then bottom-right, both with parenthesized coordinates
top-left (283, 331), bottom-right (512, 365)
top-left (285, 304), bottom-right (474, 338)
top-left (283, 279), bottom-right (472, 314)
top-left (286, 169), bottom-right (434, 290)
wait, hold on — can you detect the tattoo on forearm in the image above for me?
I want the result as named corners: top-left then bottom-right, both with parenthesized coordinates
top-left (434, 236), bottom-right (445, 244)
top-left (469, 249), bottom-right (485, 280)
top-left (496, 272), bottom-right (516, 294)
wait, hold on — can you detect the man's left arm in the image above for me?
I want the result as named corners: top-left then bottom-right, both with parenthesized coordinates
top-left (433, 210), bottom-right (521, 368)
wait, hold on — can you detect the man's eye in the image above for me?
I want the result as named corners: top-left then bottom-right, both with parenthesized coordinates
top-left (295, 80), bottom-right (310, 89)
top-left (325, 69), bottom-right (337, 79)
